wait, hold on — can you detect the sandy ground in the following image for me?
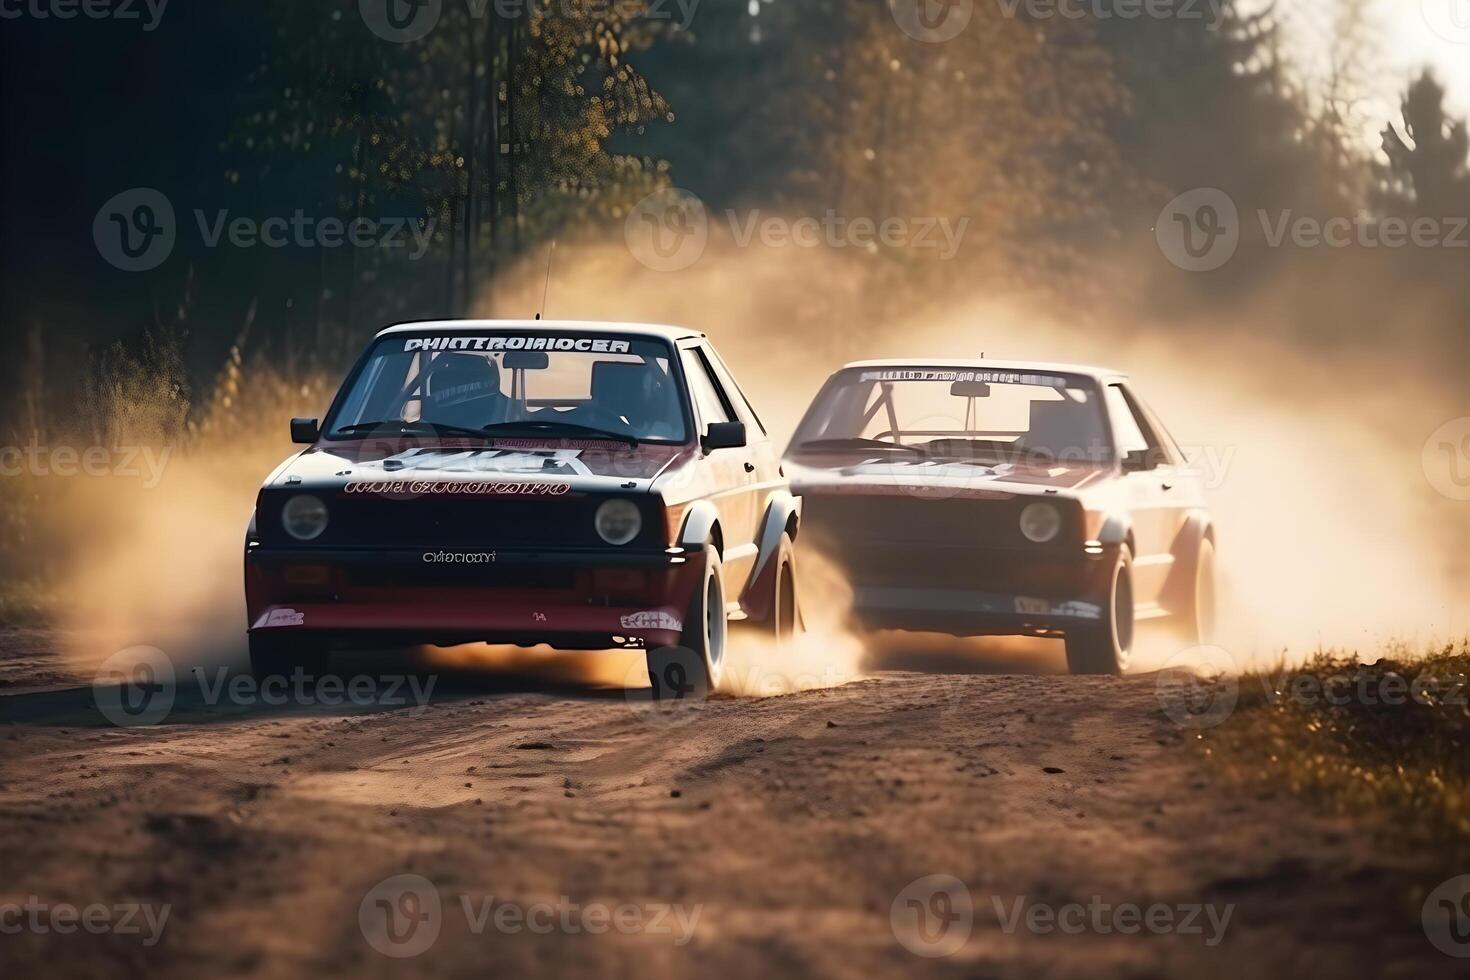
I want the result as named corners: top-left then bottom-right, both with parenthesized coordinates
top-left (0, 628), bottom-right (1457, 979)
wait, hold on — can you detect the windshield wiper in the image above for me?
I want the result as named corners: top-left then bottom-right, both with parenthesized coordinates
top-left (795, 437), bottom-right (926, 455)
top-left (335, 420), bottom-right (492, 441)
top-left (481, 421), bottom-right (638, 448)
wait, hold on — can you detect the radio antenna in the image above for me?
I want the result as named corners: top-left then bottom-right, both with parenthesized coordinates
top-left (535, 241), bottom-right (557, 321)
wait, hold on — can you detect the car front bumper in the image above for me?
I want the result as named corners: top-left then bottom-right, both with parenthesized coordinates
top-left (244, 545), bottom-right (701, 650)
top-left (826, 541), bottom-right (1118, 637)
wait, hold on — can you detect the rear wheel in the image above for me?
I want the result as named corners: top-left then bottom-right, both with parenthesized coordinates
top-left (646, 547), bottom-right (725, 700)
top-left (248, 633), bottom-right (330, 685)
top-left (1064, 548), bottom-right (1134, 675)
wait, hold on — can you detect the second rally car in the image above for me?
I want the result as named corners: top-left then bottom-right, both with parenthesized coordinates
top-left (784, 359), bottom-right (1216, 675)
top-left (244, 320), bottom-right (800, 698)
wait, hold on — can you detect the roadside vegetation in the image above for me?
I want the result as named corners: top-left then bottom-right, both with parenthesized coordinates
top-left (1199, 643), bottom-right (1470, 861)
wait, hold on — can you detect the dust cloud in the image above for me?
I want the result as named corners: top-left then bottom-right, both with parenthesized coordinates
top-left (40, 230), bottom-right (1468, 684)
top-left (480, 232), bottom-right (1470, 671)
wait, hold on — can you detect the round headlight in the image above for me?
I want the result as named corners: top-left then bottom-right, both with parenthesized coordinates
top-left (1019, 501), bottom-right (1062, 544)
top-left (595, 498), bottom-right (643, 546)
top-left (282, 494), bottom-right (329, 541)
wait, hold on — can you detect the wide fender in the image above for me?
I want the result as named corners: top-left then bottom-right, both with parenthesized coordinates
top-left (1160, 510), bottom-right (1214, 615)
top-left (676, 500), bottom-right (723, 553)
top-left (1096, 511), bottom-right (1131, 548)
top-left (739, 491), bottom-right (801, 620)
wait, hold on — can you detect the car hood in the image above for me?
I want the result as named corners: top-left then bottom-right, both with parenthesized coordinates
top-left (784, 451), bottom-right (1110, 497)
top-left (268, 439), bottom-right (689, 493)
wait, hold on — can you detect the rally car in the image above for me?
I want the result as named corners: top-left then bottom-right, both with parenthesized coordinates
top-left (784, 360), bottom-right (1216, 674)
top-left (244, 320), bottom-right (800, 698)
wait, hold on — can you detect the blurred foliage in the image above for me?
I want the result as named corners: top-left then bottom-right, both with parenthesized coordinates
top-left (224, 0), bottom-right (676, 321)
top-left (6, 0), bottom-right (1470, 609)
top-left (1201, 644), bottom-right (1470, 861)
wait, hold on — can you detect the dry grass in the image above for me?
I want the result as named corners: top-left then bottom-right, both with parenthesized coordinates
top-left (1200, 643), bottom-right (1470, 859)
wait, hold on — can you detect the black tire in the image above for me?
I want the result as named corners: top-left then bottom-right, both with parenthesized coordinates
top-left (1186, 537), bottom-right (1218, 644)
top-left (748, 531), bottom-right (798, 645)
top-left (1064, 548), bottom-right (1134, 675)
top-left (646, 547), bottom-right (726, 700)
top-left (248, 632), bottom-right (331, 684)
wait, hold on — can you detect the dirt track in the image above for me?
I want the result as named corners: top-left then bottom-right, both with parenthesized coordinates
top-left (0, 631), bottom-right (1455, 979)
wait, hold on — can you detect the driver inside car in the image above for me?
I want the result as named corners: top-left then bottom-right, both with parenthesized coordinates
top-left (422, 353), bottom-right (510, 429)
top-left (582, 360), bottom-right (683, 439)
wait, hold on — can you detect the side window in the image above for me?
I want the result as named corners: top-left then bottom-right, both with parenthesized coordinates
top-left (1105, 385), bottom-right (1152, 458)
top-left (704, 346), bottom-right (768, 436)
top-left (680, 348), bottom-right (735, 428)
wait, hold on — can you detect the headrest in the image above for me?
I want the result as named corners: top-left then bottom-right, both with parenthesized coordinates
top-left (592, 361), bottom-right (657, 399)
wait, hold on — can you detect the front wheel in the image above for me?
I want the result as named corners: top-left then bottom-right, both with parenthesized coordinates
top-left (1185, 537), bottom-right (1218, 644)
top-left (740, 531), bottom-right (799, 646)
top-left (646, 547), bottom-right (726, 700)
top-left (1064, 548), bottom-right (1134, 676)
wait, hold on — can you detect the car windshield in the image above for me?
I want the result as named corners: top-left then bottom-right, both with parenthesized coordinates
top-left (791, 368), bottom-right (1111, 464)
top-left (325, 332), bottom-right (688, 443)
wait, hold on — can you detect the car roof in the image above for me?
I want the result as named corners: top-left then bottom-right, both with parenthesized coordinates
top-left (376, 319), bottom-right (705, 343)
top-left (836, 357), bottom-right (1128, 382)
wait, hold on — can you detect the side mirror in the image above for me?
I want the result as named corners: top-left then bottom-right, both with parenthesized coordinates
top-left (290, 418), bottom-right (320, 444)
top-left (1122, 449), bottom-right (1156, 473)
top-left (703, 421), bottom-right (747, 452)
